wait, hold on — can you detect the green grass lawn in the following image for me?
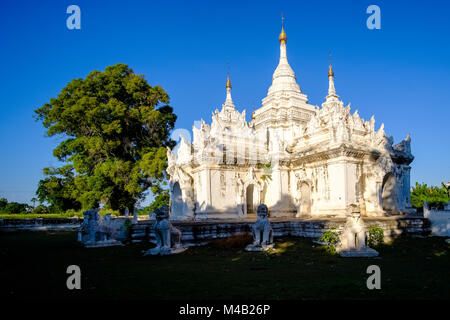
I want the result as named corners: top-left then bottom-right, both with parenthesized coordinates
top-left (0, 213), bottom-right (83, 219)
top-left (0, 231), bottom-right (448, 300)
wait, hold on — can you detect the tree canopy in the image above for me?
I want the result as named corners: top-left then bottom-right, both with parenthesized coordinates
top-left (411, 182), bottom-right (449, 210)
top-left (0, 197), bottom-right (31, 214)
top-left (35, 63), bottom-right (176, 212)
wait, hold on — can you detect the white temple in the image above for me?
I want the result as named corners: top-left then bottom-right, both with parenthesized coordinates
top-left (166, 24), bottom-right (415, 220)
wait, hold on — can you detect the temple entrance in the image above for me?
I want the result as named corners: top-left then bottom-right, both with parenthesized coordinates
top-left (171, 182), bottom-right (183, 216)
top-left (246, 184), bottom-right (255, 214)
top-left (382, 173), bottom-right (398, 211)
top-left (299, 182), bottom-right (311, 215)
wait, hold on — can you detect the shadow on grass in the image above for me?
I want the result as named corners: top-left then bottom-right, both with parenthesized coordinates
top-left (0, 231), bottom-right (448, 300)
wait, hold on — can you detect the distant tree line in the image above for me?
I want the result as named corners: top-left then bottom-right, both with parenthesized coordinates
top-left (0, 198), bottom-right (32, 214)
top-left (411, 182), bottom-right (449, 211)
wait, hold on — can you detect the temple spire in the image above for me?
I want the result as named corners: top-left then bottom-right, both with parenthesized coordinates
top-left (265, 14), bottom-right (305, 99)
top-left (326, 53), bottom-right (339, 101)
top-left (224, 74), bottom-right (235, 109)
top-left (279, 13), bottom-right (287, 44)
top-left (278, 13), bottom-right (288, 63)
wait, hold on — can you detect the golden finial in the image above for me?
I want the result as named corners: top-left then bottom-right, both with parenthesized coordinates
top-left (328, 51), bottom-right (334, 77)
top-left (226, 62), bottom-right (232, 88)
top-left (226, 74), bottom-right (231, 89)
top-left (279, 12), bottom-right (287, 43)
top-left (328, 65), bottom-right (334, 77)
top-left (225, 61), bottom-right (232, 89)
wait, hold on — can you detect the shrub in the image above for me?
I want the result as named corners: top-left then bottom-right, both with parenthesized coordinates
top-left (123, 218), bottom-right (132, 228)
top-left (367, 226), bottom-right (384, 248)
top-left (32, 205), bottom-right (49, 214)
top-left (318, 228), bottom-right (341, 254)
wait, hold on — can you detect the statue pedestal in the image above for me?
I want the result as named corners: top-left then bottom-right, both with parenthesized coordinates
top-left (339, 247), bottom-right (379, 257)
top-left (245, 243), bottom-right (275, 252)
top-left (84, 239), bottom-right (123, 248)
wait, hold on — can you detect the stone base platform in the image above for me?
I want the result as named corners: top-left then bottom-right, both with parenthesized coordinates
top-left (245, 243), bottom-right (275, 252)
top-left (339, 247), bottom-right (379, 258)
top-left (130, 215), bottom-right (430, 245)
top-left (143, 246), bottom-right (188, 256)
top-left (83, 239), bottom-right (123, 248)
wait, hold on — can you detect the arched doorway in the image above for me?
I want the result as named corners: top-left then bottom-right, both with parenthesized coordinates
top-left (382, 173), bottom-right (398, 211)
top-left (299, 182), bottom-right (311, 215)
top-left (171, 182), bottom-right (183, 216)
top-left (246, 184), bottom-right (255, 214)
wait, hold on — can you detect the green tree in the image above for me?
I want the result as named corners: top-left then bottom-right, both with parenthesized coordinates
top-left (32, 204), bottom-right (49, 214)
top-left (35, 63), bottom-right (176, 213)
top-left (411, 182), bottom-right (449, 210)
top-left (30, 197), bottom-right (38, 208)
top-left (442, 182), bottom-right (450, 198)
top-left (0, 201), bottom-right (31, 214)
top-left (148, 189), bottom-right (170, 213)
top-left (137, 189), bottom-right (170, 216)
top-left (36, 166), bottom-right (81, 213)
top-left (0, 198), bottom-right (7, 210)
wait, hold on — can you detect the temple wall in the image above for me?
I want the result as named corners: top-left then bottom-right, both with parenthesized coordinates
top-left (203, 168), bottom-right (239, 216)
top-left (172, 155), bottom-right (413, 220)
top-left (195, 169), bottom-right (209, 214)
top-left (264, 167), bottom-right (281, 210)
top-left (322, 161), bottom-right (348, 214)
top-left (129, 216), bottom-right (431, 244)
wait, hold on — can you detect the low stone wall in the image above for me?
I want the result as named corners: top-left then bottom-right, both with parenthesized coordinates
top-left (0, 215), bottom-right (431, 244)
top-left (0, 218), bottom-right (82, 232)
top-left (130, 215), bottom-right (431, 244)
top-left (424, 208), bottom-right (450, 237)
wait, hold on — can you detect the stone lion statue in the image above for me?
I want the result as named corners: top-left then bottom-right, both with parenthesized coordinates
top-left (77, 210), bottom-right (122, 248)
top-left (99, 214), bottom-right (117, 241)
top-left (144, 205), bottom-right (186, 255)
top-left (78, 209), bottom-right (101, 243)
top-left (338, 204), bottom-right (378, 257)
top-left (340, 208), bottom-right (365, 251)
top-left (245, 204), bottom-right (274, 251)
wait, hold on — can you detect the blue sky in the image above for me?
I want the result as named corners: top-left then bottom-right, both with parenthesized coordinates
top-left (0, 0), bottom-right (449, 205)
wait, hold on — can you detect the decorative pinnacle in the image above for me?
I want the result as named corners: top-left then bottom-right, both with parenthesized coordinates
top-left (328, 64), bottom-right (334, 77)
top-left (226, 74), bottom-right (231, 88)
top-left (279, 12), bottom-right (287, 43)
top-left (328, 51), bottom-right (334, 77)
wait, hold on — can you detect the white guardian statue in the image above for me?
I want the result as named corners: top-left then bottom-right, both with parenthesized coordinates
top-left (144, 205), bottom-right (187, 255)
top-left (246, 204), bottom-right (274, 251)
